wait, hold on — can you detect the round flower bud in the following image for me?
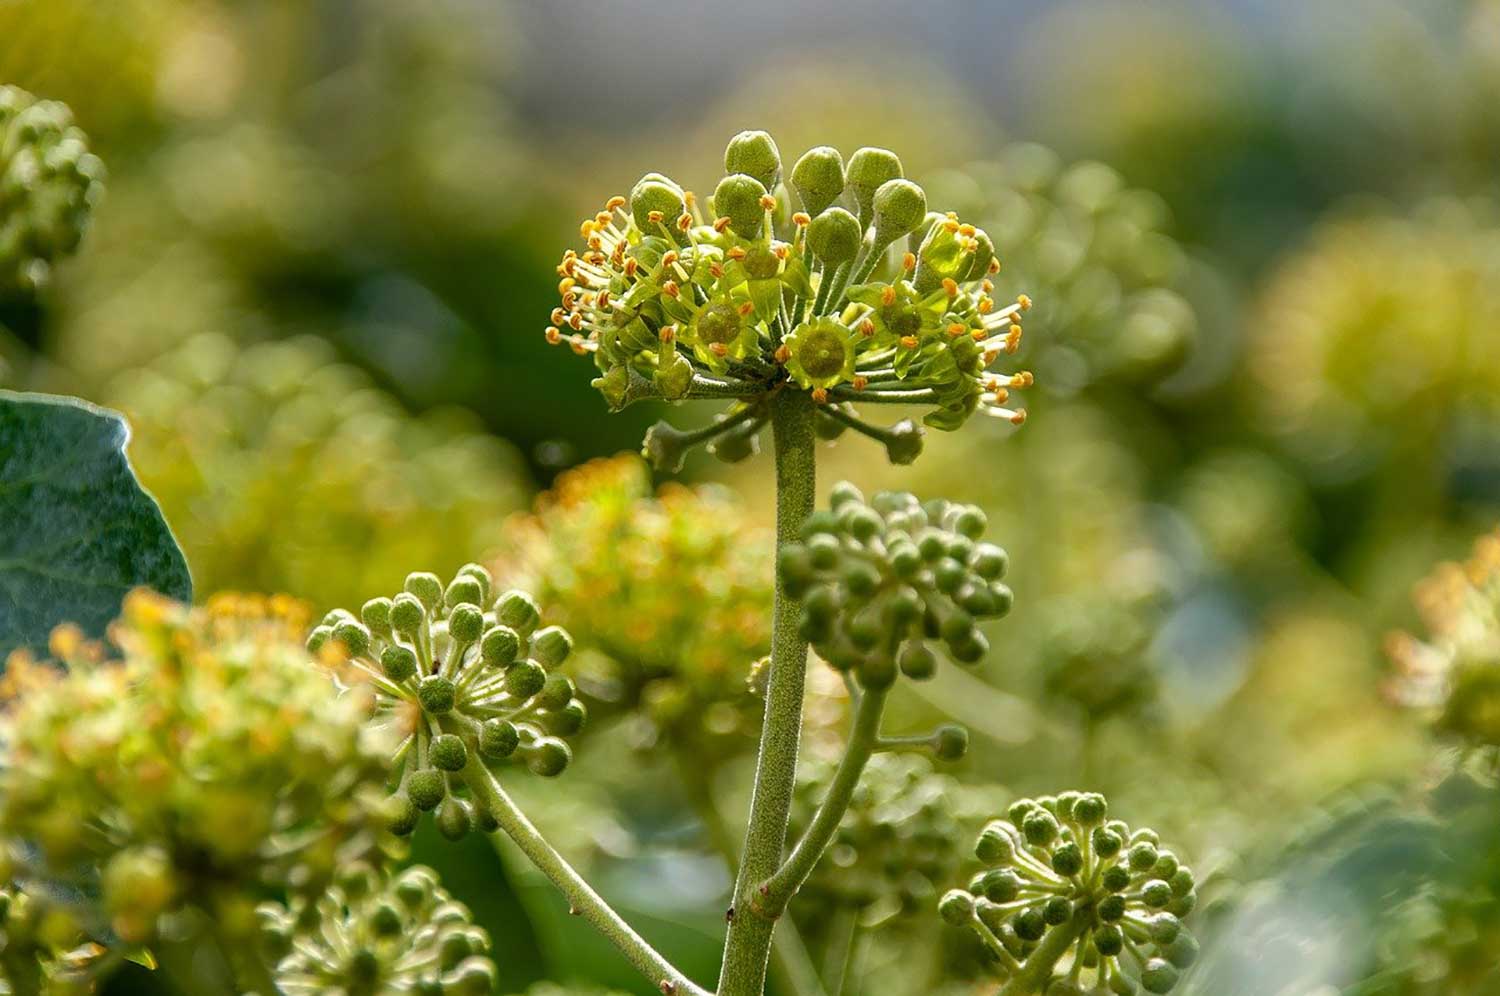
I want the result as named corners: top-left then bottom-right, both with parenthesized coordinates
top-left (496, 590), bottom-right (540, 637)
top-left (975, 823), bottom-right (1016, 865)
top-left (714, 173), bottom-right (768, 239)
top-left (791, 146), bottom-right (845, 216)
top-left (1042, 896), bottom-right (1072, 926)
top-left (1101, 865), bottom-right (1131, 893)
top-left (480, 626), bottom-right (520, 667)
top-left (407, 770), bottom-right (446, 812)
top-left (1092, 827), bottom-right (1124, 860)
top-left (404, 572), bottom-right (443, 610)
top-left (1051, 842), bottom-right (1084, 877)
top-left (429, 735), bottom-right (468, 772)
top-left (478, 720), bottom-right (520, 760)
top-left (333, 620), bottom-right (371, 657)
top-left (361, 598), bottom-right (394, 637)
top-left (807, 207), bottom-right (862, 266)
top-left (1165, 931), bottom-right (1199, 968)
top-left (938, 889), bottom-right (974, 926)
top-left (445, 576), bottom-right (484, 608)
top-left (1140, 959), bottom-right (1178, 994)
top-left (1141, 879), bottom-right (1172, 909)
top-left (1073, 793), bottom-right (1107, 827)
top-left (531, 626), bottom-right (573, 667)
top-left (1023, 810), bottom-right (1059, 847)
top-left (871, 179), bottom-right (928, 248)
top-left (630, 175), bottom-right (685, 237)
top-left (932, 723), bottom-right (969, 761)
top-left (391, 593), bottom-right (425, 637)
top-left (1014, 907), bottom-right (1046, 942)
top-left (456, 564), bottom-right (493, 604)
top-left (884, 419), bottom-right (924, 466)
top-left (544, 700), bottom-right (588, 737)
top-left (381, 645), bottom-right (417, 683)
top-left (899, 642), bottom-right (938, 680)
top-left (537, 673), bottom-right (576, 711)
top-left (436, 798), bottom-right (471, 841)
top-left (845, 147), bottom-right (904, 226)
top-left (448, 604), bottom-right (484, 643)
top-left (527, 738), bottom-right (571, 777)
top-left (724, 130), bottom-right (781, 191)
top-left (1128, 842), bottom-right (1160, 872)
top-left (444, 956), bottom-right (498, 996)
top-left (505, 661), bottom-right (547, 700)
top-left (1096, 924), bottom-right (1125, 957)
top-left (418, 676), bottom-right (457, 714)
top-left (387, 794), bottom-right (420, 836)
top-left (1148, 913), bottom-right (1181, 945)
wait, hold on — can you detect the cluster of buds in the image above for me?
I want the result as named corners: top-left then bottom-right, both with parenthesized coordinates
top-left (106, 332), bottom-right (528, 610)
top-left (548, 131), bottom-right (1033, 468)
top-left (259, 863), bottom-right (495, 995)
top-left (311, 565), bottom-right (586, 841)
top-left (0, 592), bottom-right (392, 948)
top-left (939, 793), bottom-right (1198, 994)
top-left (496, 455), bottom-right (770, 756)
top-left (0, 85), bottom-right (104, 290)
top-left (1384, 528), bottom-right (1500, 747)
top-left (778, 483), bottom-right (1013, 689)
top-left (790, 755), bottom-right (973, 926)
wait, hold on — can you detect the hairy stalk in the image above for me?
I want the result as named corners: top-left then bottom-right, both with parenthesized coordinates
top-left (760, 686), bottom-right (888, 913)
top-left (451, 725), bottom-right (708, 996)
top-left (994, 913), bottom-right (1087, 996)
top-left (717, 388), bottom-right (817, 996)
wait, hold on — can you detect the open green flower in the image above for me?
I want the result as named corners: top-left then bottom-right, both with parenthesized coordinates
top-left (311, 565), bottom-right (586, 841)
top-left (0, 85), bottom-right (104, 290)
top-left (547, 131), bottom-right (1033, 469)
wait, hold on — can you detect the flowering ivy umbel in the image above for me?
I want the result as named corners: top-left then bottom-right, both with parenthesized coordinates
top-left (547, 131), bottom-right (1033, 470)
top-left (939, 793), bottom-right (1199, 995)
top-left (311, 565), bottom-right (587, 841)
top-left (0, 85), bottom-right (104, 289)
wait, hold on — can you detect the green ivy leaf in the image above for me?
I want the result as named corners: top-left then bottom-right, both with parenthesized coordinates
top-left (0, 391), bottom-right (191, 658)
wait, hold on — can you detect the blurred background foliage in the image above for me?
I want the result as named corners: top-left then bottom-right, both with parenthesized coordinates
top-left (3, 0), bottom-right (1500, 993)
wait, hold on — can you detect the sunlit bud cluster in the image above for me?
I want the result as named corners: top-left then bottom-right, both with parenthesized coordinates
top-left (105, 333), bottom-right (528, 610)
top-left (939, 793), bottom-right (1199, 994)
top-left (259, 863), bottom-right (496, 995)
top-left (311, 565), bottom-right (585, 841)
top-left (494, 455), bottom-right (771, 755)
top-left (778, 483), bottom-right (1013, 690)
top-left (923, 147), bottom-right (1195, 390)
top-left (0, 85), bottom-right (104, 290)
top-left (791, 755), bottom-right (971, 924)
top-left (1385, 527), bottom-right (1500, 747)
top-left (548, 131), bottom-right (1033, 466)
top-left (0, 592), bottom-right (391, 947)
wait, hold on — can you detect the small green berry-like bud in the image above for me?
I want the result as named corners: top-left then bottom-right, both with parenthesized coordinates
top-left (884, 419), bottom-right (924, 465)
top-left (714, 173), bottom-right (768, 239)
top-left (391, 593), bottom-right (425, 636)
top-left (1073, 792), bottom-right (1107, 826)
top-left (933, 723), bottom-right (969, 760)
top-left (1013, 907), bottom-right (1046, 942)
top-left (527, 738), bottom-right (571, 777)
top-left (1148, 913), bottom-right (1181, 945)
top-left (496, 590), bottom-right (540, 636)
top-left (448, 604), bottom-right (484, 643)
top-left (537, 673), bottom-right (575, 711)
top-left (1051, 842), bottom-right (1084, 877)
top-left (1141, 879), bottom-right (1173, 909)
top-left (480, 626), bottom-right (520, 667)
top-left (1023, 810), bottom-right (1059, 846)
top-left (418, 676), bottom-right (457, 714)
top-left (387, 794), bottom-right (420, 835)
top-left (531, 626), bottom-right (573, 667)
top-left (407, 770), bottom-right (447, 811)
top-left (982, 869), bottom-right (1022, 902)
top-left (724, 130), bottom-right (781, 190)
top-left (846, 147), bottom-right (904, 227)
top-left (478, 719), bottom-right (520, 760)
top-left (899, 642), bottom-right (938, 680)
top-left (405, 572), bottom-right (443, 609)
top-left (630, 175), bottom-right (685, 236)
top-left (445, 576), bottom-right (484, 608)
top-left (975, 822), bottom-right (1016, 864)
top-left (333, 620), bottom-right (371, 657)
top-left (457, 563), bottom-right (493, 603)
top-left (306, 626), bottom-right (332, 654)
top-left (807, 207), bottom-right (862, 266)
top-left (445, 956), bottom-right (498, 996)
top-left (1092, 827), bottom-right (1124, 859)
top-left (1042, 896), bottom-right (1072, 926)
top-left (938, 889), bottom-right (973, 926)
top-left (544, 700), bottom-right (588, 736)
top-left (1140, 958), bottom-right (1178, 994)
top-left (1128, 842), bottom-right (1160, 872)
top-left (1097, 894), bottom-right (1127, 922)
top-left (791, 146), bottom-right (845, 216)
top-left (436, 797), bottom-right (471, 841)
top-left (1101, 864), bottom-right (1132, 893)
top-left (1165, 931), bottom-right (1199, 968)
top-left (361, 598), bottom-right (394, 637)
top-left (871, 178), bottom-right (928, 248)
top-left (505, 661), bottom-right (547, 700)
top-left (381, 645), bottom-right (418, 683)
top-left (429, 734), bottom-right (468, 772)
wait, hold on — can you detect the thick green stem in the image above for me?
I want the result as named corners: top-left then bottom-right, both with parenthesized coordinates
top-left (995, 916), bottom-right (1087, 996)
top-left (759, 686), bottom-right (887, 913)
top-left (451, 728), bottom-right (708, 996)
top-left (717, 388), bottom-right (817, 996)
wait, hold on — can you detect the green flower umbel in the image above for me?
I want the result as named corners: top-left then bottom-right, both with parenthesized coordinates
top-left (311, 565), bottom-right (587, 841)
top-left (548, 131), bottom-right (1033, 469)
top-left (778, 483), bottom-right (1014, 690)
top-left (259, 863), bottom-right (496, 996)
top-left (0, 85), bottom-right (104, 289)
top-left (939, 793), bottom-right (1199, 995)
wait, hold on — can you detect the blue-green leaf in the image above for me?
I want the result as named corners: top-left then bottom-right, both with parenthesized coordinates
top-left (0, 391), bottom-right (191, 658)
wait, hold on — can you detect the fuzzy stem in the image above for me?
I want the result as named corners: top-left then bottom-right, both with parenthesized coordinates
top-left (995, 915), bottom-right (1088, 996)
top-left (451, 730), bottom-right (708, 996)
top-left (717, 388), bottom-right (817, 996)
top-left (759, 686), bottom-right (888, 913)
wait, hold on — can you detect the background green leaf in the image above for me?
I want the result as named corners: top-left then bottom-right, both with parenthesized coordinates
top-left (0, 391), bottom-right (191, 658)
